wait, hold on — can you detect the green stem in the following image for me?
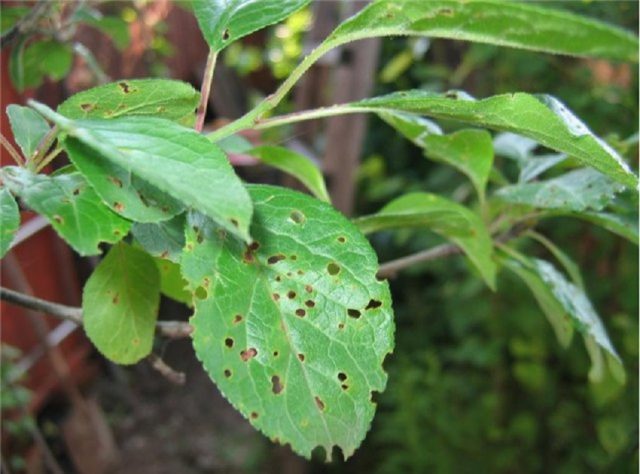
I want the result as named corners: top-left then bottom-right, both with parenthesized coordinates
top-left (0, 133), bottom-right (24, 166)
top-left (35, 147), bottom-right (63, 173)
top-left (31, 125), bottom-right (59, 169)
top-left (195, 49), bottom-right (218, 132)
top-left (254, 104), bottom-right (373, 130)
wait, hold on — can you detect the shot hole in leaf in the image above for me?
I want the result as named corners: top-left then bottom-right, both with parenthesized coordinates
top-left (267, 254), bottom-right (286, 265)
top-left (224, 369), bottom-right (232, 378)
top-left (295, 309), bottom-right (306, 317)
top-left (347, 309), bottom-right (361, 319)
top-left (271, 375), bottom-right (283, 394)
top-left (365, 299), bottom-right (382, 310)
top-left (290, 210), bottom-right (305, 224)
top-left (327, 262), bottom-right (341, 275)
top-left (233, 314), bottom-right (243, 324)
top-left (224, 337), bottom-right (234, 348)
top-left (297, 353), bottom-right (305, 362)
top-left (240, 347), bottom-right (257, 361)
top-left (287, 290), bottom-right (296, 299)
top-left (305, 300), bottom-right (315, 308)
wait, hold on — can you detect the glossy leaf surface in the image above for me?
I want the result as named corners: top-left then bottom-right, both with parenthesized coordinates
top-left (83, 243), bottom-right (160, 364)
top-left (182, 185), bottom-right (394, 460)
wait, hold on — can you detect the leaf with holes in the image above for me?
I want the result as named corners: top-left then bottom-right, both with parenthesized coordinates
top-left (351, 91), bottom-right (637, 188)
top-left (1, 166), bottom-right (131, 256)
top-left (0, 188), bottom-right (19, 258)
top-left (248, 146), bottom-right (330, 202)
top-left (132, 214), bottom-right (186, 263)
top-left (324, 0), bottom-right (637, 62)
top-left (83, 243), bottom-right (160, 364)
top-left (155, 258), bottom-right (192, 307)
top-left (6, 104), bottom-right (51, 159)
top-left (58, 79), bottom-right (200, 126)
top-left (193, 0), bottom-right (311, 52)
top-left (495, 168), bottom-right (625, 212)
top-left (31, 102), bottom-right (252, 240)
top-left (355, 193), bottom-right (496, 289)
top-left (181, 185), bottom-right (394, 460)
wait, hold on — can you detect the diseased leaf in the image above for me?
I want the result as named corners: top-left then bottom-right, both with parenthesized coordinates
top-left (354, 193), bottom-right (496, 289)
top-left (83, 243), bottom-right (160, 364)
top-left (6, 105), bottom-right (51, 159)
top-left (1, 166), bottom-right (131, 256)
top-left (64, 139), bottom-right (185, 224)
top-left (248, 146), bottom-right (330, 202)
top-left (496, 168), bottom-right (625, 212)
top-left (193, 0), bottom-right (311, 52)
top-left (31, 103), bottom-right (253, 241)
top-left (58, 79), bottom-right (200, 126)
top-left (155, 258), bottom-right (192, 306)
top-left (325, 1), bottom-right (638, 62)
top-left (132, 214), bottom-right (186, 263)
top-left (0, 188), bottom-right (20, 258)
top-left (352, 91), bottom-right (637, 188)
top-left (422, 129), bottom-right (494, 202)
top-left (182, 185), bottom-right (394, 460)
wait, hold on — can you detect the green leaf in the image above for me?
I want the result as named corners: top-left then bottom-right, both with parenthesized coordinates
top-left (501, 254), bottom-right (574, 348)
top-left (10, 40), bottom-right (73, 91)
top-left (422, 129), bottom-right (494, 202)
top-left (352, 91), bottom-right (637, 188)
top-left (182, 185), bottom-right (394, 460)
top-left (6, 105), bottom-right (51, 159)
top-left (31, 103), bottom-right (253, 241)
top-left (86, 16), bottom-right (130, 50)
top-left (377, 110), bottom-right (442, 147)
top-left (64, 139), bottom-right (185, 224)
top-left (1, 166), bottom-right (131, 256)
top-left (326, 0), bottom-right (638, 62)
top-left (355, 193), bottom-right (496, 289)
top-left (132, 214), bottom-right (186, 263)
top-left (569, 211), bottom-right (638, 245)
top-left (526, 231), bottom-right (584, 289)
top-left (495, 168), bottom-right (625, 212)
top-left (58, 79), bottom-right (200, 126)
top-left (155, 258), bottom-right (192, 306)
top-left (0, 188), bottom-right (20, 258)
top-left (1, 7), bottom-right (30, 34)
top-left (83, 243), bottom-right (160, 364)
top-left (193, 0), bottom-right (311, 52)
top-left (248, 146), bottom-right (330, 202)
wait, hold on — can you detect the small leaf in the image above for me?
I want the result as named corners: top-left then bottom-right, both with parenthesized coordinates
top-left (1, 166), bottom-right (131, 256)
top-left (248, 146), bottom-right (330, 202)
top-left (1, 6), bottom-right (30, 34)
top-left (31, 103), bottom-right (253, 241)
top-left (423, 129), bottom-right (494, 202)
top-left (0, 188), bottom-right (20, 258)
top-left (326, 0), bottom-right (638, 62)
top-left (354, 91), bottom-right (637, 188)
top-left (6, 105), bottom-right (51, 159)
top-left (132, 214), bottom-right (186, 263)
top-left (355, 193), bottom-right (496, 289)
top-left (496, 168), bottom-right (625, 212)
top-left (182, 185), bottom-right (394, 460)
top-left (193, 0), bottom-right (311, 52)
top-left (83, 243), bottom-right (160, 364)
top-left (155, 257), bottom-right (192, 306)
top-left (10, 40), bottom-right (73, 91)
top-left (58, 79), bottom-right (200, 126)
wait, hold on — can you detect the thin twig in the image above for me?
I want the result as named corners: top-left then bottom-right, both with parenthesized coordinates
top-left (35, 147), bottom-right (63, 172)
top-left (0, 286), bottom-right (193, 339)
top-left (195, 49), bottom-right (218, 132)
top-left (0, 133), bottom-right (24, 166)
top-left (376, 223), bottom-right (531, 279)
top-left (147, 353), bottom-right (186, 385)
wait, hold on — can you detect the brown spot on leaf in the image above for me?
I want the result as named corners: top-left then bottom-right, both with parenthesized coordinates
top-left (295, 309), bottom-right (306, 318)
top-left (347, 309), bottom-right (361, 319)
top-left (365, 299), bottom-right (382, 310)
top-left (305, 285), bottom-right (313, 293)
top-left (250, 412), bottom-right (259, 419)
top-left (52, 215), bottom-right (64, 224)
top-left (338, 372), bottom-right (347, 382)
top-left (289, 210), bottom-right (305, 224)
top-left (233, 314), bottom-right (243, 324)
top-left (337, 236), bottom-right (346, 243)
top-left (305, 300), bottom-right (315, 308)
top-left (287, 291), bottom-right (296, 299)
top-left (297, 353), bottom-right (305, 362)
top-left (80, 103), bottom-right (95, 112)
top-left (314, 396), bottom-right (325, 411)
top-left (222, 28), bottom-right (230, 40)
top-left (72, 187), bottom-right (82, 195)
top-left (271, 375), bottom-right (283, 394)
top-left (224, 337), bottom-right (234, 348)
top-left (272, 293), bottom-right (280, 301)
top-left (132, 338), bottom-right (140, 345)
top-left (241, 348), bottom-right (257, 361)
top-left (113, 202), bottom-right (125, 212)
top-left (267, 254), bottom-right (286, 265)
top-left (224, 369), bottom-right (232, 378)
top-left (327, 262), bottom-right (341, 275)
top-left (112, 293), bottom-right (120, 304)
top-left (118, 81), bottom-right (133, 93)
top-left (341, 384), bottom-right (348, 391)
top-left (338, 323), bottom-right (345, 330)
top-left (229, 218), bottom-right (239, 228)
